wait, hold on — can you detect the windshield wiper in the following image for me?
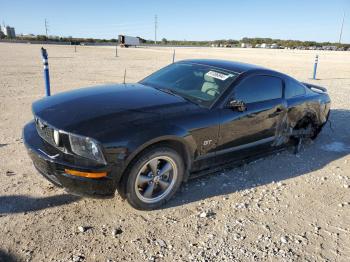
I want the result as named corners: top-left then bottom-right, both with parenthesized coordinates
top-left (157, 88), bottom-right (178, 97)
top-left (158, 88), bottom-right (199, 105)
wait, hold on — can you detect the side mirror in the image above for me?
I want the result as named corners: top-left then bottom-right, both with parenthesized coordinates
top-left (227, 99), bottom-right (247, 112)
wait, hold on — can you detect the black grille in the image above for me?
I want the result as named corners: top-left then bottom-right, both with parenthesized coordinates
top-left (30, 152), bottom-right (62, 186)
top-left (35, 119), bottom-right (56, 146)
top-left (33, 154), bottom-right (53, 174)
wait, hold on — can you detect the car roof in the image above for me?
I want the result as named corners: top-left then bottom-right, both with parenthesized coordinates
top-left (178, 59), bottom-right (265, 74)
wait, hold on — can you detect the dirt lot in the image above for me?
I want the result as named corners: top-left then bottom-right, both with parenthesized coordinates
top-left (0, 43), bottom-right (349, 262)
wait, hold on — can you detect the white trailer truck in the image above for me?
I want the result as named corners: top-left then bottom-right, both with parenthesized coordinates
top-left (118, 35), bottom-right (140, 47)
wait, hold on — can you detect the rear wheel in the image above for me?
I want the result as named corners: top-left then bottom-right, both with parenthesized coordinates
top-left (124, 147), bottom-right (184, 210)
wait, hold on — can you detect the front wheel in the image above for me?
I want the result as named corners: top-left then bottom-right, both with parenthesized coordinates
top-left (125, 147), bottom-right (184, 210)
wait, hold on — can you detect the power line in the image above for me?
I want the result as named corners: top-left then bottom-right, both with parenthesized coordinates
top-left (45, 19), bottom-right (49, 37)
top-left (154, 15), bottom-right (157, 44)
top-left (338, 11), bottom-right (345, 44)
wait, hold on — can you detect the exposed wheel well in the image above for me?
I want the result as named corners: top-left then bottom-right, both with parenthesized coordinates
top-left (295, 114), bottom-right (317, 129)
top-left (292, 113), bottom-right (320, 140)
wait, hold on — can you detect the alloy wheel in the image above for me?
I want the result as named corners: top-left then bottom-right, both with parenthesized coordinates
top-left (135, 156), bottom-right (178, 204)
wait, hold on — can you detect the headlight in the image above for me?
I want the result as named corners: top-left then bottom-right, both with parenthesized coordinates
top-left (69, 133), bottom-right (106, 164)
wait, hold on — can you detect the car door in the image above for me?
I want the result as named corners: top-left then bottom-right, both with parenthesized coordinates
top-left (215, 74), bottom-right (286, 163)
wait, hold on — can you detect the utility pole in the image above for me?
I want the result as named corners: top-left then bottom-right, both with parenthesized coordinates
top-left (339, 11), bottom-right (345, 44)
top-left (45, 19), bottom-right (49, 38)
top-left (154, 15), bottom-right (158, 44)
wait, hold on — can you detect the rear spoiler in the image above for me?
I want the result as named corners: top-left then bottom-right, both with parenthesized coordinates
top-left (302, 82), bottom-right (327, 93)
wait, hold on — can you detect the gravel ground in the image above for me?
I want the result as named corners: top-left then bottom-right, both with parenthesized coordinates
top-left (0, 43), bottom-right (349, 262)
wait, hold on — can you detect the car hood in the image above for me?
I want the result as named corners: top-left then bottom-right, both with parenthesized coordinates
top-left (32, 83), bottom-right (195, 138)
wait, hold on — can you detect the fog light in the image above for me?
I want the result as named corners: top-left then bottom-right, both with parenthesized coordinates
top-left (64, 169), bottom-right (107, 179)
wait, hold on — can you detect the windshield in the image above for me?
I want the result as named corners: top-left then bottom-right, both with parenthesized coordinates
top-left (140, 62), bottom-right (238, 107)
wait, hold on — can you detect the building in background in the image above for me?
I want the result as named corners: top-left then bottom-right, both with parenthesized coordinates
top-left (1, 25), bottom-right (16, 38)
top-left (0, 26), bottom-right (4, 37)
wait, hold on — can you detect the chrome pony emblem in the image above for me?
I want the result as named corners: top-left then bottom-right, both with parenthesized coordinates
top-left (37, 119), bottom-right (47, 130)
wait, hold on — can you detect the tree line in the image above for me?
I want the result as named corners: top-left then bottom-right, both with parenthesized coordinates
top-left (8, 34), bottom-right (350, 49)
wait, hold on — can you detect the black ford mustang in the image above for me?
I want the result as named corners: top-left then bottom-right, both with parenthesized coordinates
top-left (23, 59), bottom-right (330, 210)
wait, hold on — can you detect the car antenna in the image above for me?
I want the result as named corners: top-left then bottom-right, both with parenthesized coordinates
top-left (123, 68), bottom-right (126, 84)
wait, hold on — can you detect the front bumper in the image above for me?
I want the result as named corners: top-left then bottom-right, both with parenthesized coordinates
top-left (23, 121), bottom-right (116, 197)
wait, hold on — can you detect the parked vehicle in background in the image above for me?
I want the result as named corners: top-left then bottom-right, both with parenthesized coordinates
top-left (23, 59), bottom-right (331, 210)
top-left (118, 35), bottom-right (140, 47)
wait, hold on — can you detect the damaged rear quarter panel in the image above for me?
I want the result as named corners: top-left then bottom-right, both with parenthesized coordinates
top-left (274, 87), bottom-right (331, 145)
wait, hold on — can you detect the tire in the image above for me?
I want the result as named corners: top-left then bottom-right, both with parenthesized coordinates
top-left (124, 146), bottom-right (184, 210)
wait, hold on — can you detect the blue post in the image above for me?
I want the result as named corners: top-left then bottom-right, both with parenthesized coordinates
top-left (313, 54), bottom-right (318, 80)
top-left (41, 47), bottom-right (51, 96)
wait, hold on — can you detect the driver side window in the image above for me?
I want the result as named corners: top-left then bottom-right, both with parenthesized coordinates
top-left (234, 75), bottom-right (283, 103)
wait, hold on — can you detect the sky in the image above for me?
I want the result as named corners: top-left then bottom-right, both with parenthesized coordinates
top-left (1, 0), bottom-right (349, 43)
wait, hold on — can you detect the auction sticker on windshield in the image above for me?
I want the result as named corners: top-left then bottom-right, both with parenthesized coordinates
top-left (205, 71), bottom-right (232, 81)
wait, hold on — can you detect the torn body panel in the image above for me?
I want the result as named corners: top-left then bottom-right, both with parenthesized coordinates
top-left (273, 83), bottom-right (331, 147)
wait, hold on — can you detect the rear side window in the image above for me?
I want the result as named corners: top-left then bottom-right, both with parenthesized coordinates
top-left (234, 75), bottom-right (283, 103)
top-left (285, 79), bottom-right (306, 99)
